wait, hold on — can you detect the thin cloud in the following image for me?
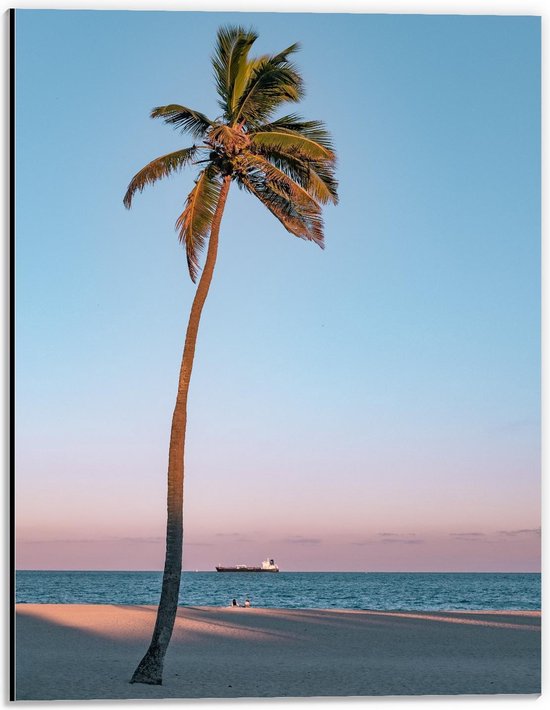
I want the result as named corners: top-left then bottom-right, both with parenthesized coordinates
top-left (350, 535), bottom-right (423, 545)
top-left (449, 532), bottom-right (494, 544)
top-left (214, 533), bottom-right (253, 542)
top-left (19, 539), bottom-right (99, 545)
top-left (20, 536), bottom-right (165, 545)
top-left (185, 542), bottom-right (213, 547)
top-left (497, 528), bottom-right (541, 537)
top-left (279, 536), bottom-right (322, 545)
top-left (378, 533), bottom-right (422, 544)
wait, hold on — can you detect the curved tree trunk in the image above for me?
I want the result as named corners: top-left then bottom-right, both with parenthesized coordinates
top-left (131, 175), bottom-right (231, 685)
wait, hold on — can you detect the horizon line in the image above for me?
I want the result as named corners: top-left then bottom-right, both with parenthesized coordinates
top-left (15, 569), bottom-right (541, 574)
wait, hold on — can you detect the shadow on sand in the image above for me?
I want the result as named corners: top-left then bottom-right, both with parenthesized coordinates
top-left (15, 606), bottom-right (541, 701)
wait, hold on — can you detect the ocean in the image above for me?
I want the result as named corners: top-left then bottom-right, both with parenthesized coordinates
top-left (16, 571), bottom-right (540, 610)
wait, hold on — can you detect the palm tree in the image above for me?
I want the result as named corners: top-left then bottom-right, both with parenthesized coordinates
top-left (123, 25), bottom-right (338, 685)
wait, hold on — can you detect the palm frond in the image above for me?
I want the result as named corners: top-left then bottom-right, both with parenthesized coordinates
top-left (242, 153), bottom-right (321, 214)
top-left (238, 155), bottom-right (325, 247)
top-left (250, 130), bottom-right (333, 161)
top-left (251, 147), bottom-right (309, 182)
top-left (233, 45), bottom-right (304, 127)
top-left (123, 146), bottom-right (200, 208)
top-left (150, 105), bottom-right (213, 139)
top-left (212, 26), bottom-right (258, 120)
top-left (239, 172), bottom-right (324, 248)
top-left (256, 148), bottom-right (338, 205)
top-left (306, 160), bottom-right (339, 205)
top-left (175, 167), bottom-right (222, 282)
top-left (250, 113), bottom-right (338, 204)
top-left (256, 114), bottom-right (334, 151)
top-left (124, 27), bottom-right (336, 268)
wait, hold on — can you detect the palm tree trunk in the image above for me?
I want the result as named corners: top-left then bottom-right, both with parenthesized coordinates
top-left (130, 175), bottom-right (231, 685)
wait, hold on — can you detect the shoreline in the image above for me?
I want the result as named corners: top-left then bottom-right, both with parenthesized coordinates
top-left (15, 604), bottom-right (541, 700)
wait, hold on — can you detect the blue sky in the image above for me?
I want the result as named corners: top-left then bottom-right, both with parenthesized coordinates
top-left (15, 11), bottom-right (540, 571)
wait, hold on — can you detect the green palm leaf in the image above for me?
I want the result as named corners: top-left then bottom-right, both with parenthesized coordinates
top-left (239, 173), bottom-right (324, 248)
top-left (150, 105), bottom-right (213, 139)
top-left (257, 114), bottom-right (334, 151)
top-left (175, 167), bottom-right (222, 282)
top-left (242, 153), bottom-right (322, 214)
top-left (307, 159), bottom-right (339, 205)
top-left (260, 150), bottom-right (338, 205)
top-left (124, 25), bottom-right (338, 279)
top-left (238, 154), bottom-right (325, 247)
top-left (233, 45), bottom-right (303, 126)
top-left (250, 130), bottom-right (334, 160)
top-left (212, 26), bottom-right (258, 121)
top-left (123, 146), bottom-right (199, 208)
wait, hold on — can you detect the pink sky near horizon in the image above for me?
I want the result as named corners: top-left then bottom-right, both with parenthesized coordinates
top-left (16, 530), bottom-right (540, 572)
top-left (16, 518), bottom-right (542, 573)
top-left (16, 421), bottom-right (540, 572)
top-left (15, 446), bottom-right (541, 571)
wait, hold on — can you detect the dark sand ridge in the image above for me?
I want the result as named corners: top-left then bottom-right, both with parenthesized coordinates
top-left (15, 605), bottom-right (541, 700)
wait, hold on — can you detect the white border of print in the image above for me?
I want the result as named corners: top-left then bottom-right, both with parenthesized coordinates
top-left (2, 1), bottom-right (546, 709)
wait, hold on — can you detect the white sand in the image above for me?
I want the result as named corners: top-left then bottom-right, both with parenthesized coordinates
top-left (15, 605), bottom-right (540, 700)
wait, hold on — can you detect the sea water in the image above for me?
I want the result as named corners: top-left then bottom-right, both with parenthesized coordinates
top-left (15, 571), bottom-right (540, 610)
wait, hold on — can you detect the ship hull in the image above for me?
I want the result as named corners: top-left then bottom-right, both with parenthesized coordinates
top-left (216, 567), bottom-right (279, 573)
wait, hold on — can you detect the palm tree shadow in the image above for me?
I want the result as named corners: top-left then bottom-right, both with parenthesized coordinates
top-left (16, 611), bottom-right (145, 701)
top-left (15, 606), bottom-right (541, 701)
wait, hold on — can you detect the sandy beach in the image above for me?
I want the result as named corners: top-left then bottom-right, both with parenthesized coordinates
top-left (15, 604), bottom-right (540, 700)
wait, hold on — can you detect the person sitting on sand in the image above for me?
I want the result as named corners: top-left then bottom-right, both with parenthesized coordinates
top-left (244, 598), bottom-right (251, 608)
top-left (231, 598), bottom-right (238, 607)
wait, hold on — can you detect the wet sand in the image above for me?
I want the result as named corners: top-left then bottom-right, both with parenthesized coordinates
top-left (15, 604), bottom-right (541, 700)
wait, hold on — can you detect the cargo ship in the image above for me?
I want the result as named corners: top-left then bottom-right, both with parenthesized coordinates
top-left (215, 557), bottom-right (279, 573)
